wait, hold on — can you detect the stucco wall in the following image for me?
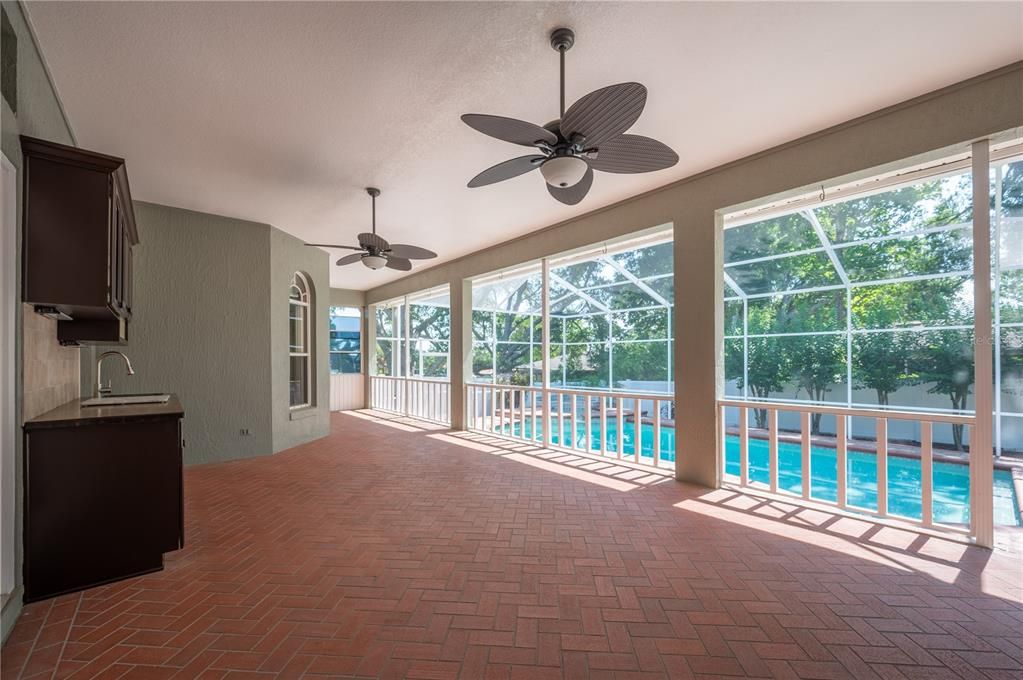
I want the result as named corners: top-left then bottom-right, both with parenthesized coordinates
top-left (81, 202), bottom-right (275, 465)
top-left (0, 0), bottom-right (79, 642)
top-left (330, 287), bottom-right (365, 308)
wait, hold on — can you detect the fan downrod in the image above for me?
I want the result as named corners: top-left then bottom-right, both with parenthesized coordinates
top-left (550, 27), bottom-right (574, 52)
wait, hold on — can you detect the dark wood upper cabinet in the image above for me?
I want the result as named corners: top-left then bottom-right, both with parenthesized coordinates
top-left (20, 136), bottom-right (138, 345)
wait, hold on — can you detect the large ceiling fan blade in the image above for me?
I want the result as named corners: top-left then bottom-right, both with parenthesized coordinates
top-left (387, 244), bottom-right (437, 260)
top-left (560, 82), bottom-right (647, 148)
top-left (336, 253), bottom-right (365, 266)
top-left (468, 155), bottom-right (545, 188)
top-left (547, 165), bottom-right (593, 205)
top-left (588, 134), bottom-right (679, 174)
top-left (306, 243), bottom-right (362, 250)
top-left (385, 256), bottom-right (412, 271)
top-left (461, 114), bottom-right (557, 147)
top-left (358, 232), bottom-right (389, 251)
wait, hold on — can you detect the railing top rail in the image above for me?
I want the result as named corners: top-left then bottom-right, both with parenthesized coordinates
top-left (465, 383), bottom-right (672, 401)
top-left (717, 398), bottom-right (975, 425)
top-left (371, 375), bottom-right (451, 384)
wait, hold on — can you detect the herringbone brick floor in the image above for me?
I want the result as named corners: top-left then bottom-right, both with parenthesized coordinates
top-left (2, 410), bottom-right (1022, 679)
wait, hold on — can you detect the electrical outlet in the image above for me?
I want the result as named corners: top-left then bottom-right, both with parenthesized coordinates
top-left (240, 428), bottom-right (250, 436)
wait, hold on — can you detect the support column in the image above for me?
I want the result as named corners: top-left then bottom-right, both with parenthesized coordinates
top-left (363, 304), bottom-right (377, 409)
top-left (449, 279), bottom-right (472, 429)
top-left (971, 140), bottom-right (994, 548)
top-left (674, 212), bottom-right (722, 487)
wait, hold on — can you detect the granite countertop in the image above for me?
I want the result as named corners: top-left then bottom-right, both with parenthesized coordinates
top-left (24, 395), bottom-right (184, 430)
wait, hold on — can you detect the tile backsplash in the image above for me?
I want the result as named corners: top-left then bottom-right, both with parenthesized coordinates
top-left (21, 304), bottom-right (79, 421)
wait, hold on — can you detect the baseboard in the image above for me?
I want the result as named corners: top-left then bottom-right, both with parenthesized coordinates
top-left (0, 585), bottom-right (24, 644)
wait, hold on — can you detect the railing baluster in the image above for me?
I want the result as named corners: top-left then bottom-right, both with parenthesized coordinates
top-left (654, 398), bottom-right (662, 469)
top-left (600, 396), bottom-right (607, 456)
top-left (836, 415), bottom-right (847, 509)
top-left (488, 386), bottom-right (495, 432)
top-left (768, 408), bottom-right (778, 494)
top-left (570, 394), bottom-right (577, 450)
top-left (877, 418), bottom-right (888, 517)
top-left (585, 396), bottom-right (592, 453)
top-left (801, 411), bottom-right (812, 500)
top-left (616, 397), bottom-right (624, 460)
top-left (921, 421), bottom-right (933, 527)
top-left (739, 406), bottom-right (748, 486)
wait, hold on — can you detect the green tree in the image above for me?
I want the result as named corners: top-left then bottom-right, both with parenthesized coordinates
top-left (789, 335), bottom-right (845, 433)
top-left (915, 330), bottom-right (974, 450)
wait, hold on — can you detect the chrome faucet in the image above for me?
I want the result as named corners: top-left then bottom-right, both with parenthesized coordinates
top-left (95, 351), bottom-right (135, 398)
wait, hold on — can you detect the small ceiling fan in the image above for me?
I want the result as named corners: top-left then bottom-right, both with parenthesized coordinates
top-left (306, 188), bottom-right (437, 271)
top-left (461, 27), bottom-right (679, 205)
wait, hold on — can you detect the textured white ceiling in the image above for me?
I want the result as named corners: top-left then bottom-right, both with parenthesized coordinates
top-left (24, 2), bottom-right (1023, 290)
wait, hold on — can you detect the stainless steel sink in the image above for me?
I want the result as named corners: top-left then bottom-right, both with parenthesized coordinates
top-left (81, 393), bottom-right (171, 407)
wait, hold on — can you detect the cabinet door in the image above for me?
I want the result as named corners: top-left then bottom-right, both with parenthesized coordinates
top-left (108, 183), bottom-right (121, 310)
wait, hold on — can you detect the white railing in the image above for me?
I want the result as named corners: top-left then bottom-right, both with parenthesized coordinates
top-left (370, 375), bottom-right (451, 424)
top-left (466, 384), bottom-right (675, 470)
top-left (717, 399), bottom-right (981, 536)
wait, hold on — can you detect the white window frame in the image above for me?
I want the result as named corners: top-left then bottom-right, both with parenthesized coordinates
top-left (289, 272), bottom-right (313, 409)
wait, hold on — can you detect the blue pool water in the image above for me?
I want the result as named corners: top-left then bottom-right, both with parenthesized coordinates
top-left (502, 418), bottom-right (1021, 526)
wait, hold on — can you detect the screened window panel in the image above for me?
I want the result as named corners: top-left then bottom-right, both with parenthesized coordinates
top-left (647, 276), bottom-right (673, 301)
top-left (815, 172), bottom-right (972, 244)
top-left (851, 331), bottom-right (925, 409)
top-left (376, 339), bottom-right (395, 376)
top-left (778, 335), bottom-right (847, 404)
top-left (724, 213), bottom-right (819, 263)
top-left (495, 313), bottom-right (533, 342)
top-left (375, 307), bottom-right (395, 337)
top-left (552, 259), bottom-right (624, 288)
top-left (724, 338), bottom-right (743, 395)
top-left (836, 228), bottom-right (972, 282)
top-left (1000, 329), bottom-right (1023, 413)
top-left (909, 329), bottom-right (975, 412)
top-left (409, 304), bottom-right (450, 340)
top-left (564, 315), bottom-right (609, 342)
top-left (1000, 270), bottom-right (1023, 323)
top-left (724, 300), bottom-right (744, 337)
top-left (612, 341), bottom-right (670, 386)
top-left (586, 282), bottom-right (660, 310)
top-left (851, 277), bottom-right (973, 329)
top-left (562, 343), bottom-right (608, 389)
top-left (472, 310), bottom-right (493, 341)
top-left (727, 252), bottom-right (841, 295)
top-left (472, 342), bottom-right (494, 382)
top-left (495, 343), bottom-right (532, 385)
top-left (611, 308), bottom-right (667, 340)
top-left (747, 291), bottom-right (846, 334)
top-left (609, 241), bottom-right (673, 278)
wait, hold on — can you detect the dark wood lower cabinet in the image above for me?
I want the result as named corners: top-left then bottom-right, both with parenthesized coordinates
top-left (23, 398), bottom-right (184, 602)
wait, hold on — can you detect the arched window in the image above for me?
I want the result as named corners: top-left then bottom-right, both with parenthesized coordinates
top-left (289, 272), bottom-right (314, 408)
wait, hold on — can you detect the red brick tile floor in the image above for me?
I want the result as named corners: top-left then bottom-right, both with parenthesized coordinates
top-left (3, 410), bottom-right (1022, 680)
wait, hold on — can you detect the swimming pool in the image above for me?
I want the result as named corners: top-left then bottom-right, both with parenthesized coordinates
top-left (500, 418), bottom-right (1021, 526)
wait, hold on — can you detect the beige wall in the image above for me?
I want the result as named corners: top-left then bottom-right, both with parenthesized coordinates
top-left (330, 287), bottom-right (365, 308)
top-left (364, 62), bottom-right (1023, 487)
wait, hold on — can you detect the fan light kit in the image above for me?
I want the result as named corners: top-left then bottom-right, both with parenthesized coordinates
top-left (461, 27), bottom-right (678, 205)
top-left (305, 188), bottom-right (438, 271)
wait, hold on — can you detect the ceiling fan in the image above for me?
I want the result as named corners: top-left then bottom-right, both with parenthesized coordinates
top-left (461, 27), bottom-right (678, 206)
top-left (306, 188), bottom-right (437, 271)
